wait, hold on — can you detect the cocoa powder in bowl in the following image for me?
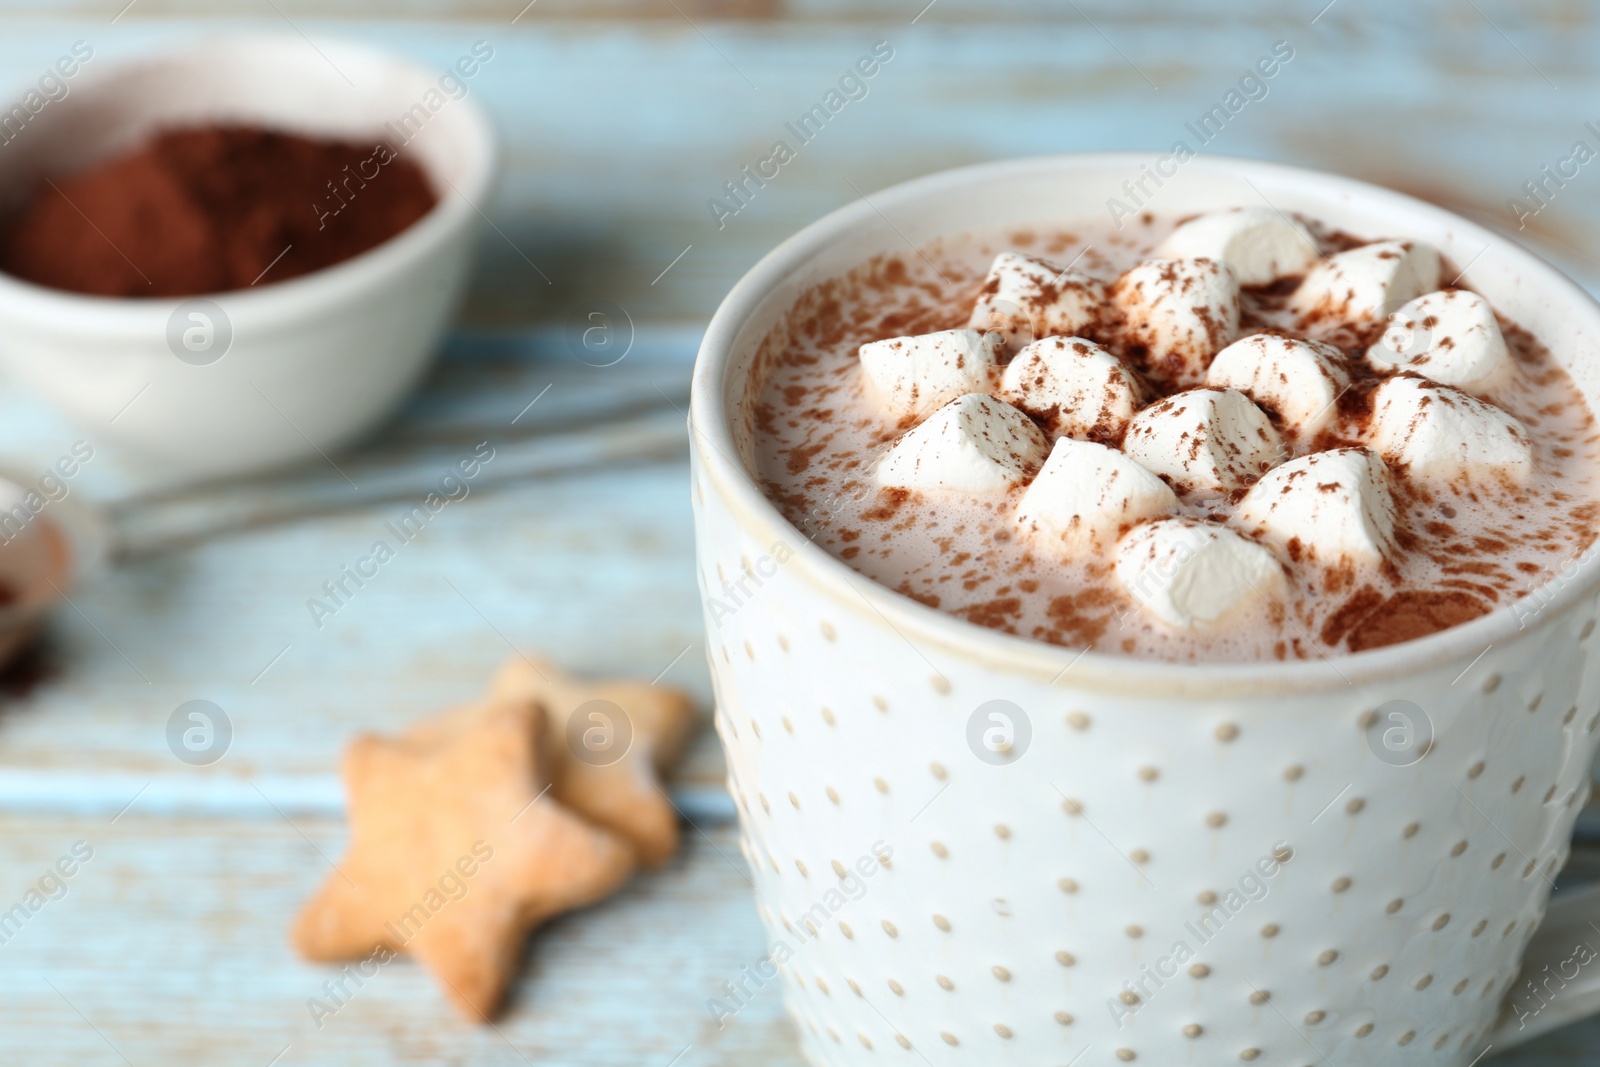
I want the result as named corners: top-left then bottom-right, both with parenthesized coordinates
top-left (0, 124), bottom-right (437, 297)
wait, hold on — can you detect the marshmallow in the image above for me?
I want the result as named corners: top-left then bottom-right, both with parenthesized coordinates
top-left (1122, 388), bottom-right (1283, 494)
top-left (858, 328), bottom-right (1003, 422)
top-left (1111, 258), bottom-right (1242, 387)
top-left (1290, 240), bottom-right (1441, 332)
top-left (1368, 376), bottom-right (1535, 484)
top-left (1205, 333), bottom-right (1351, 442)
top-left (1366, 289), bottom-right (1516, 397)
top-left (876, 393), bottom-right (1050, 493)
top-left (1116, 519), bottom-right (1287, 631)
top-left (1235, 448), bottom-right (1399, 566)
top-left (1016, 438), bottom-right (1179, 555)
top-left (998, 337), bottom-right (1143, 441)
top-left (1154, 207), bottom-right (1319, 286)
top-left (968, 252), bottom-right (1106, 350)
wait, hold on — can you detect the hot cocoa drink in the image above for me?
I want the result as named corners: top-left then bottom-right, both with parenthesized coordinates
top-left (749, 209), bottom-right (1600, 662)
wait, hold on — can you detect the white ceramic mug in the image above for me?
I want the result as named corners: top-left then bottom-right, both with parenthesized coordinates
top-left (689, 155), bottom-right (1600, 1066)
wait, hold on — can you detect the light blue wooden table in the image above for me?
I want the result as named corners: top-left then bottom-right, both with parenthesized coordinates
top-left (1, 2), bottom-right (1599, 1063)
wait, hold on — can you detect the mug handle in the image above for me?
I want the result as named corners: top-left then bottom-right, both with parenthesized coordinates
top-left (1491, 883), bottom-right (1600, 1048)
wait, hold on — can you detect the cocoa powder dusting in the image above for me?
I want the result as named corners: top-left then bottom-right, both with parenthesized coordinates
top-left (1346, 591), bottom-right (1492, 652)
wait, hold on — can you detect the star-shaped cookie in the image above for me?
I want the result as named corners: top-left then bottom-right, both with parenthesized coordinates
top-left (489, 656), bottom-right (696, 869)
top-left (291, 697), bottom-right (635, 1022)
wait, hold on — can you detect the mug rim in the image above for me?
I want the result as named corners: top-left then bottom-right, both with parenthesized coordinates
top-left (689, 152), bottom-right (1600, 698)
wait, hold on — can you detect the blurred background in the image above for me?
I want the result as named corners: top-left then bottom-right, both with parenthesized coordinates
top-left (1, 1), bottom-right (1599, 1064)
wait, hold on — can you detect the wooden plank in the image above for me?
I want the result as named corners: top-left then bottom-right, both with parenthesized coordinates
top-left (0, 458), bottom-right (711, 771)
top-left (0, 14), bottom-right (1593, 330)
top-left (0, 821), bottom-right (1598, 1065)
top-left (0, 0), bottom-right (1592, 28)
top-left (0, 812), bottom-right (803, 1066)
top-left (1505, 1019), bottom-right (1600, 1064)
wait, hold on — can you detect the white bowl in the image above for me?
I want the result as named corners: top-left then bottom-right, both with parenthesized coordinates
top-left (0, 34), bottom-right (496, 476)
